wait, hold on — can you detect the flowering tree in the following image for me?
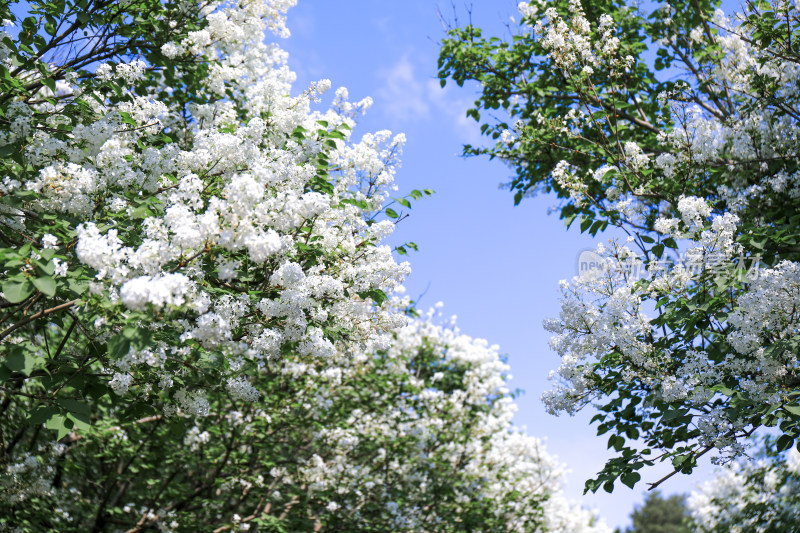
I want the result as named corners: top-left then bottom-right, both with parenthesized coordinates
top-left (689, 441), bottom-right (800, 532)
top-left (0, 0), bottom-right (609, 531)
top-left (438, 0), bottom-right (800, 492)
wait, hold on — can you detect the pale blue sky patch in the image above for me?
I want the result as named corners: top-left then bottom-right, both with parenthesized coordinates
top-left (377, 54), bottom-right (431, 120)
top-left (376, 53), bottom-right (483, 145)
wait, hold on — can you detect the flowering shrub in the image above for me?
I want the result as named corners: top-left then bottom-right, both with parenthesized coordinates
top-left (439, 0), bottom-right (800, 492)
top-left (0, 0), bottom-right (606, 530)
top-left (689, 441), bottom-right (800, 533)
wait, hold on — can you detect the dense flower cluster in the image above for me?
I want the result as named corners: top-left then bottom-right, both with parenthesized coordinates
top-left (544, 198), bottom-right (756, 455)
top-left (689, 445), bottom-right (800, 532)
top-left (5, 0), bottom-right (412, 417)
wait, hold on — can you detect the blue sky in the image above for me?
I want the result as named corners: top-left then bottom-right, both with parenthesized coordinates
top-left (282, 1), bottom-right (716, 529)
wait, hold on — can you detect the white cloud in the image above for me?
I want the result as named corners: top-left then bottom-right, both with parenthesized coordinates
top-left (377, 55), bottom-right (430, 120)
top-left (376, 55), bottom-right (483, 145)
top-left (425, 79), bottom-right (483, 146)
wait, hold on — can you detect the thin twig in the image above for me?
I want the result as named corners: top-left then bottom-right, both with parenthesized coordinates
top-left (0, 299), bottom-right (81, 344)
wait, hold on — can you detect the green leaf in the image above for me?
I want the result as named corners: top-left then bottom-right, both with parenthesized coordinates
top-left (169, 420), bottom-right (185, 438)
top-left (584, 478), bottom-right (602, 494)
top-left (67, 278), bottom-right (88, 295)
top-left (607, 434), bottom-right (625, 451)
top-left (28, 406), bottom-right (58, 426)
top-left (118, 111), bottom-right (137, 127)
top-left (0, 143), bottom-right (17, 158)
top-left (2, 279), bottom-right (34, 303)
top-left (107, 335), bottom-right (131, 360)
top-left (5, 346), bottom-right (38, 375)
top-left (42, 78), bottom-right (56, 93)
top-left (357, 289), bottom-right (388, 306)
top-left (39, 249), bottom-right (56, 261)
top-left (661, 408), bottom-right (690, 423)
top-left (57, 398), bottom-right (91, 425)
top-left (46, 413), bottom-right (72, 440)
top-left (122, 326), bottom-right (152, 349)
top-left (776, 434), bottom-right (794, 452)
top-left (672, 453), bottom-right (691, 468)
top-left (32, 276), bottom-right (56, 297)
top-left (121, 401), bottom-right (157, 421)
top-left (385, 208), bottom-right (399, 218)
top-left (620, 471), bottom-right (641, 489)
top-left (783, 404), bottom-right (800, 417)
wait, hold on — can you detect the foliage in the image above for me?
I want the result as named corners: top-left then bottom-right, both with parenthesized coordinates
top-left (438, 0), bottom-right (800, 492)
top-left (615, 491), bottom-right (692, 533)
top-left (689, 439), bottom-right (800, 533)
top-left (0, 0), bottom-right (608, 531)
